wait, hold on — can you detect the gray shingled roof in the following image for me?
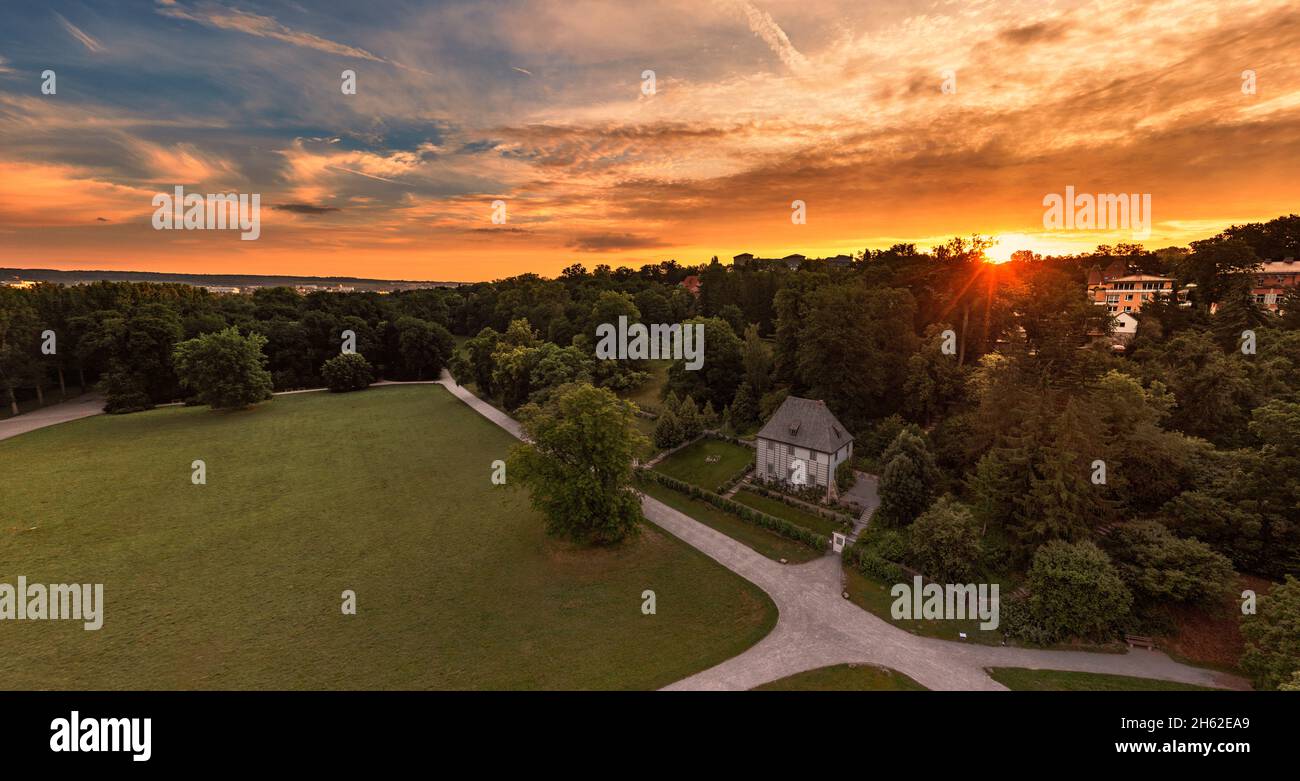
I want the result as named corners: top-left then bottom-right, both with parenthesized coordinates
top-left (756, 395), bottom-right (853, 453)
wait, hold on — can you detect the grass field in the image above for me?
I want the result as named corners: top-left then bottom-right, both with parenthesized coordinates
top-left (636, 479), bottom-right (822, 564)
top-left (733, 488), bottom-right (846, 537)
top-left (986, 668), bottom-right (1216, 691)
top-left (842, 568), bottom-right (1003, 646)
top-left (620, 359), bottom-right (672, 413)
top-left (0, 385), bottom-right (776, 690)
top-left (754, 664), bottom-right (927, 691)
top-left (652, 438), bottom-right (752, 492)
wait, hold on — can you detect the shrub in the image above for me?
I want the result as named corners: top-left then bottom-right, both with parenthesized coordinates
top-left (1017, 540), bottom-right (1132, 643)
top-left (999, 597), bottom-right (1055, 646)
top-left (321, 353), bottom-right (374, 392)
top-left (844, 539), bottom-right (906, 583)
top-left (1241, 575), bottom-right (1300, 691)
top-left (835, 459), bottom-right (855, 493)
top-left (101, 367), bottom-right (154, 414)
top-left (1103, 520), bottom-right (1235, 606)
top-left (907, 496), bottom-right (983, 582)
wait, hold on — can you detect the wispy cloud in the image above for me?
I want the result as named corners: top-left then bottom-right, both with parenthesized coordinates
top-left (156, 2), bottom-right (384, 62)
top-left (54, 12), bottom-right (105, 53)
top-left (2, 0), bottom-right (1298, 280)
top-left (722, 0), bottom-right (808, 72)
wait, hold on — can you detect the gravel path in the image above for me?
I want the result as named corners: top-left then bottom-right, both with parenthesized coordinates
top-left (0, 393), bottom-right (105, 442)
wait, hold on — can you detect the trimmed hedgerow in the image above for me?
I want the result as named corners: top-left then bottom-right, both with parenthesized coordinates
top-left (637, 468), bottom-right (828, 552)
top-left (843, 541), bottom-right (907, 583)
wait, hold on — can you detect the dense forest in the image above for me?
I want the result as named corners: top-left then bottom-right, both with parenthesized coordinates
top-left (3, 214), bottom-right (1299, 687)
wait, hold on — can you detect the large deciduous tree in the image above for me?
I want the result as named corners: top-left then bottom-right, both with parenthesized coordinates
top-left (172, 327), bottom-right (274, 410)
top-left (666, 316), bottom-right (743, 410)
top-left (508, 383), bottom-right (647, 545)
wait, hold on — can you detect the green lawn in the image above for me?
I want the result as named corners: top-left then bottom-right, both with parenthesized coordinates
top-left (987, 668), bottom-right (1216, 691)
top-left (620, 359), bottom-right (672, 413)
top-left (733, 488), bottom-right (846, 537)
top-left (637, 479), bottom-right (822, 564)
top-left (754, 664), bottom-right (927, 691)
top-left (0, 385), bottom-right (776, 690)
top-left (842, 568), bottom-right (1003, 646)
top-left (653, 438), bottom-right (752, 492)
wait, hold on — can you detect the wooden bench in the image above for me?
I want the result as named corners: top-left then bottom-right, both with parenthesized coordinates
top-left (1125, 634), bottom-right (1155, 650)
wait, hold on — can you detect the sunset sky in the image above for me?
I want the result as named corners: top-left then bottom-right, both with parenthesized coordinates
top-left (1, 0), bottom-right (1298, 282)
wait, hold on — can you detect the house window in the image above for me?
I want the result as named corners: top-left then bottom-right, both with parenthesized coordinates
top-left (810, 451), bottom-right (818, 462)
top-left (787, 444), bottom-right (794, 455)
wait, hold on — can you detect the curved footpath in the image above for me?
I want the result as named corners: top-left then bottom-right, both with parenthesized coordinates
top-left (0, 393), bottom-right (106, 442)
top-left (2, 379), bottom-right (1250, 691)
top-left (434, 374), bottom-right (1250, 692)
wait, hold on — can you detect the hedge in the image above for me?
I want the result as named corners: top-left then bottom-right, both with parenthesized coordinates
top-left (637, 468), bottom-right (828, 552)
top-left (843, 540), bottom-right (907, 583)
top-left (717, 463), bottom-right (754, 496)
top-left (704, 430), bottom-right (754, 448)
top-left (745, 480), bottom-right (856, 527)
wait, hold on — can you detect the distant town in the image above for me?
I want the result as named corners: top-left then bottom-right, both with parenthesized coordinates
top-left (0, 268), bottom-right (465, 295)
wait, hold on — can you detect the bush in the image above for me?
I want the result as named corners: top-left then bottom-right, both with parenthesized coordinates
top-left (1241, 575), bottom-right (1300, 691)
top-left (321, 353), bottom-right (374, 392)
top-left (1016, 540), bottom-right (1132, 644)
top-left (101, 367), bottom-right (154, 414)
top-left (1103, 520), bottom-right (1235, 606)
top-left (835, 459), bottom-right (855, 493)
top-left (907, 496), bottom-right (983, 582)
top-left (999, 597), bottom-right (1055, 646)
top-left (844, 539), bottom-right (906, 583)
